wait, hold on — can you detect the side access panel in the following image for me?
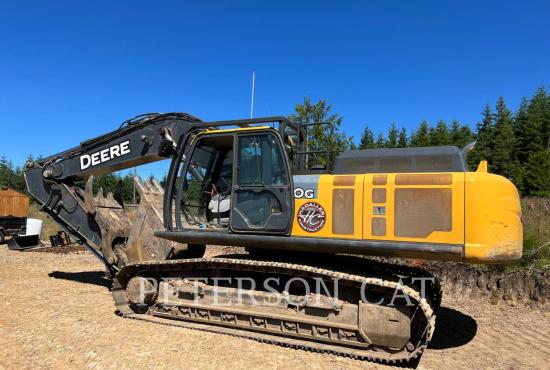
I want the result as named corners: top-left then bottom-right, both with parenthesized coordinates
top-left (291, 174), bottom-right (365, 239)
top-left (362, 173), bottom-right (465, 246)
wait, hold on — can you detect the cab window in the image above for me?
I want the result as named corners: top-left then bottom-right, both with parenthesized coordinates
top-left (237, 135), bottom-right (288, 186)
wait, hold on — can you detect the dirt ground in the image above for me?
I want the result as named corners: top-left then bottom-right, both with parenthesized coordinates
top-left (0, 247), bottom-right (548, 370)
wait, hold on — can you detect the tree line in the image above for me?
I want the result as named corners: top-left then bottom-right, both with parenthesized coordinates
top-left (0, 155), bottom-right (145, 204)
top-left (292, 87), bottom-right (550, 196)
top-left (0, 156), bottom-right (26, 194)
top-left (1, 86), bottom-right (549, 198)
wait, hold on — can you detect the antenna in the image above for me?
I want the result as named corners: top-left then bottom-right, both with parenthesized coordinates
top-left (250, 71), bottom-right (255, 118)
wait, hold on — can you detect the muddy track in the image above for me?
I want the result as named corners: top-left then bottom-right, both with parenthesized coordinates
top-left (0, 247), bottom-right (548, 369)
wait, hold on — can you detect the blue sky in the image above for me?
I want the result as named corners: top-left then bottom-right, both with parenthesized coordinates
top-left (1, 1), bottom-right (549, 177)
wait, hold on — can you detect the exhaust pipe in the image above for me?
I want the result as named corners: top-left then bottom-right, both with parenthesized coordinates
top-left (461, 141), bottom-right (476, 160)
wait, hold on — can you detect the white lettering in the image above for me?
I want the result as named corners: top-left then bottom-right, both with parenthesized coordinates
top-left (411, 277), bottom-right (435, 300)
top-left (100, 148), bottom-right (109, 162)
top-left (360, 280), bottom-right (384, 305)
top-left (210, 277), bottom-right (232, 306)
top-left (120, 141), bottom-right (131, 155)
top-left (294, 187), bottom-right (315, 199)
top-left (388, 278), bottom-right (413, 307)
top-left (80, 154), bottom-right (91, 170)
top-left (110, 145), bottom-right (120, 158)
top-left (140, 277), bottom-right (158, 304)
top-left (91, 152), bottom-right (100, 166)
top-left (235, 277), bottom-right (256, 306)
top-left (315, 277), bottom-right (339, 303)
top-left (79, 141), bottom-right (132, 170)
top-left (263, 277), bottom-right (282, 306)
top-left (284, 277), bottom-right (310, 306)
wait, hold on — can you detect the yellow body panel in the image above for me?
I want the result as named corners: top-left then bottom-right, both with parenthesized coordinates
top-left (361, 173), bottom-right (465, 245)
top-left (464, 172), bottom-right (523, 263)
top-left (292, 175), bottom-right (364, 239)
top-left (290, 171), bottom-right (522, 264)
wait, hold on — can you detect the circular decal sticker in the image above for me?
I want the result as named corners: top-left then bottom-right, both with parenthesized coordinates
top-left (297, 202), bottom-right (326, 232)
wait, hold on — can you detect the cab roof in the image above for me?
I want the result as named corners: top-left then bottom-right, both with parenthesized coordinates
top-left (333, 146), bottom-right (468, 174)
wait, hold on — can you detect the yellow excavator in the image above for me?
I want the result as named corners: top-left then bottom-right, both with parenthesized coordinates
top-left (24, 113), bottom-right (522, 364)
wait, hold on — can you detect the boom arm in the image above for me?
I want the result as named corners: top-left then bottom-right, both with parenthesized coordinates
top-left (35, 112), bottom-right (201, 181)
top-left (24, 113), bottom-right (200, 274)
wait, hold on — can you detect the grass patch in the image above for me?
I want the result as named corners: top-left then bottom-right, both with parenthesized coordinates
top-left (518, 197), bottom-right (550, 271)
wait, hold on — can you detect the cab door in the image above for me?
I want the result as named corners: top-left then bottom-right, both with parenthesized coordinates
top-left (230, 131), bottom-right (293, 234)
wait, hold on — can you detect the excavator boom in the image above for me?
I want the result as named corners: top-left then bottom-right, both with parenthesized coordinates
top-left (25, 113), bottom-right (198, 272)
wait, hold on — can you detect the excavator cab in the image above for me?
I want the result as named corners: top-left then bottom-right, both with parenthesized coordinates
top-left (166, 127), bottom-right (294, 235)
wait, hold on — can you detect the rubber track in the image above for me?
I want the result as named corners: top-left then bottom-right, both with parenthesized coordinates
top-left (112, 258), bottom-right (438, 365)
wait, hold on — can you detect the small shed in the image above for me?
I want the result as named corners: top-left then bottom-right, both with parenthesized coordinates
top-left (0, 188), bottom-right (29, 218)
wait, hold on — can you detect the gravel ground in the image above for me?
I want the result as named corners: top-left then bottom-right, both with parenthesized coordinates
top-left (0, 247), bottom-right (548, 370)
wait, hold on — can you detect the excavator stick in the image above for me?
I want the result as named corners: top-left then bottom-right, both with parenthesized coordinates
top-left (82, 176), bottom-right (132, 268)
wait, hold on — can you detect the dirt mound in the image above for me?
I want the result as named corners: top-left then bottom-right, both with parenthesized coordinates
top-left (25, 244), bottom-right (88, 254)
top-left (426, 262), bottom-right (550, 306)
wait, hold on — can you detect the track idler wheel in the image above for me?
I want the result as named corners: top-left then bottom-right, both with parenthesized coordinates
top-left (126, 276), bottom-right (158, 306)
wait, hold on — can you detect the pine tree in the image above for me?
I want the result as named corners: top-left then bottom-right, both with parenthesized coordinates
top-left (11, 166), bottom-right (26, 194)
top-left (458, 125), bottom-right (475, 148)
top-left (122, 174), bottom-right (137, 203)
top-left (0, 155), bottom-right (10, 188)
top-left (449, 120), bottom-right (474, 148)
top-left (0, 155), bottom-right (28, 194)
top-left (289, 97), bottom-right (353, 167)
top-left (491, 97), bottom-right (517, 180)
top-left (470, 104), bottom-right (495, 167)
top-left (528, 88), bottom-right (550, 153)
top-left (450, 120), bottom-right (461, 145)
top-left (359, 127), bottom-right (375, 149)
top-left (410, 120), bottom-right (430, 147)
top-left (387, 123), bottom-right (398, 148)
top-left (515, 88), bottom-right (550, 163)
top-left (513, 98), bottom-right (530, 163)
top-left (93, 174), bottom-right (119, 196)
top-left (514, 88), bottom-right (550, 194)
top-left (430, 120), bottom-right (451, 146)
top-left (524, 151), bottom-right (550, 197)
top-left (375, 132), bottom-right (386, 148)
top-left (398, 127), bottom-right (408, 148)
